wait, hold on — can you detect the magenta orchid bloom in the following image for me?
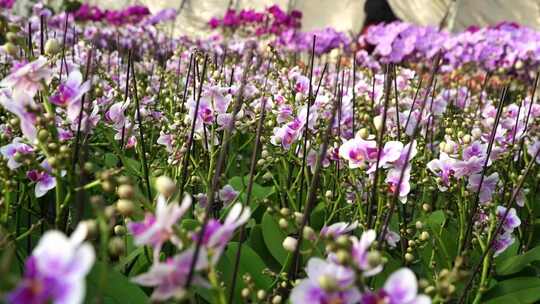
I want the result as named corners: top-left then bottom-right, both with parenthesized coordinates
top-left (351, 230), bottom-right (382, 276)
top-left (321, 221), bottom-right (358, 238)
top-left (427, 152), bottom-right (458, 191)
top-left (128, 195), bottom-right (192, 261)
top-left (131, 247), bottom-right (209, 301)
top-left (361, 268), bottom-right (431, 304)
top-left (0, 89), bottom-right (39, 142)
top-left (339, 137), bottom-right (378, 169)
top-left (290, 258), bottom-right (361, 304)
top-left (218, 184), bottom-right (239, 205)
top-left (194, 203), bottom-right (250, 264)
top-left (50, 70), bottom-right (90, 122)
top-left (0, 138), bottom-right (34, 170)
top-left (7, 224), bottom-right (95, 304)
top-left (157, 131), bottom-right (174, 153)
top-left (0, 56), bottom-right (52, 97)
top-left (467, 172), bottom-right (499, 203)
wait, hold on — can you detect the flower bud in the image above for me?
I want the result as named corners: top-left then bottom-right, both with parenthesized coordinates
top-left (405, 253), bottom-right (414, 262)
top-left (471, 128), bottom-right (482, 139)
top-left (6, 32), bottom-right (18, 43)
top-left (117, 184), bottom-right (134, 199)
top-left (108, 237), bottom-right (125, 257)
top-left (420, 231), bottom-right (430, 241)
top-left (325, 190), bottom-right (333, 198)
top-left (462, 134), bottom-right (471, 144)
top-left (357, 128), bottom-right (369, 139)
top-left (318, 275), bottom-right (338, 292)
top-left (373, 116), bottom-right (383, 132)
top-left (44, 38), bottom-right (61, 56)
top-left (282, 236), bottom-right (297, 252)
top-left (415, 221), bottom-right (423, 229)
top-left (3, 42), bottom-right (18, 56)
top-left (272, 295), bottom-right (283, 304)
top-left (303, 226), bottom-right (315, 240)
top-left (155, 175), bottom-right (176, 197)
top-left (294, 212), bottom-right (304, 224)
top-left (367, 251), bottom-right (382, 268)
top-left (443, 142), bottom-right (455, 154)
top-left (278, 218), bottom-right (289, 229)
top-left (116, 199), bottom-right (134, 216)
top-left (38, 129), bottom-right (50, 142)
top-left (336, 249), bottom-right (350, 265)
top-left (256, 290), bottom-right (266, 300)
top-left (241, 288), bottom-right (250, 298)
top-left (114, 225), bottom-right (126, 236)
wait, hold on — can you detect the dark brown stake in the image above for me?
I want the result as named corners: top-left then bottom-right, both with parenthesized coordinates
top-left (367, 63), bottom-right (393, 229)
top-left (460, 84), bottom-right (509, 254)
top-left (185, 51), bottom-right (253, 289)
top-left (288, 96), bottom-right (340, 282)
top-left (120, 50), bottom-right (132, 149)
top-left (130, 54), bottom-right (153, 203)
top-left (457, 147), bottom-right (540, 304)
top-left (298, 36), bottom-right (317, 208)
top-left (71, 48), bottom-right (94, 172)
top-left (228, 63), bottom-right (271, 303)
top-left (59, 13), bottom-right (70, 82)
top-left (378, 55), bottom-right (441, 245)
top-left (178, 55), bottom-right (207, 197)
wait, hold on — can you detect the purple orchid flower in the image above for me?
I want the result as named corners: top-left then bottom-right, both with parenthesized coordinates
top-left (496, 206), bottom-right (521, 232)
top-left (194, 203), bottom-right (250, 264)
top-left (427, 152), bottom-right (458, 191)
top-left (339, 137), bottom-right (378, 169)
top-left (131, 247), bottom-right (209, 301)
top-left (157, 132), bottom-right (174, 153)
top-left (493, 231), bottom-right (515, 257)
top-left (321, 221), bottom-right (359, 238)
top-left (128, 195), bottom-right (191, 261)
top-left (361, 268), bottom-right (431, 304)
top-left (7, 223), bottom-right (95, 304)
top-left (218, 184), bottom-right (239, 205)
top-left (290, 258), bottom-right (361, 304)
top-left (351, 230), bottom-right (382, 276)
top-left (50, 70), bottom-right (90, 122)
top-left (0, 138), bottom-right (34, 170)
top-left (467, 172), bottom-right (499, 203)
top-left (0, 56), bottom-right (52, 97)
top-left (0, 89), bottom-right (39, 142)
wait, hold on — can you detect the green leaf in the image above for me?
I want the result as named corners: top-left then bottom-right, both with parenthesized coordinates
top-left (122, 157), bottom-right (142, 177)
top-left (215, 242), bottom-right (272, 302)
top-left (85, 262), bottom-right (149, 304)
top-left (104, 153), bottom-right (119, 168)
top-left (248, 225), bottom-right (281, 270)
top-left (425, 210), bottom-right (453, 268)
top-left (484, 277), bottom-right (540, 304)
top-left (262, 211), bottom-right (288, 265)
top-left (309, 203), bottom-right (326, 230)
top-left (228, 176), bottom-right (274, 205)
top-left (497, 245), bottom-right (540, 276)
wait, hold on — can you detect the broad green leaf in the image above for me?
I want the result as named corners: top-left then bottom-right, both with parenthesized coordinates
top-left (497, 245), bottom-right (540, 276)
top-left (310, 203), bottom-right (325, 230)
top-left (262, 211), bottom-right (288, 265)
top-left (104, 153), bottom-right (119, 168)
top-left (248, 225), bottom-right (281, 271)
top-left (484, 277), bottom-right (540, 304)
top-left (215, 242), bottom-right (272, 302)
top-left (85, 262), bottom-right (149, 304)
